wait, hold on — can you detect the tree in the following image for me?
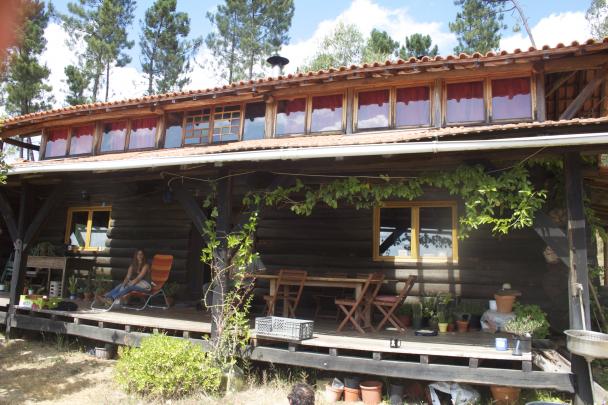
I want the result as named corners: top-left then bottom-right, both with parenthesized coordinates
top-left (587, 0), bottom-right (608, 40)
top-left (449, 0), bottom-right (506, 54)
top-left (62, 0), bottom-right (136, 102)
top-left (206, 0), bottom-right (295, 82)
top-left (300, 22), bottom-right (365, 72)
top-left (140, 0), bottom-right (201, 95)
top-left (3, 0), bottom-right (53, 116)
top-left (64, 64), bottom-right (90, 105)
top-left (398, 33), bottom-right (439, 59)
top-left (362, 29), bottom-right (399, 62)
top-left (482, 0), bottom-right (536, 48)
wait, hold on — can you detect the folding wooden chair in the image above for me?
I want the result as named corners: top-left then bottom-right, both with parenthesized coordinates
top-left (335, 272), bottom-right (384, 334)
top-left (124, 254), bottom-right (174, 311)
top-left (263, 269), bottom-right (307, 317)
top-left (373, 275), bottom-right (417, 332)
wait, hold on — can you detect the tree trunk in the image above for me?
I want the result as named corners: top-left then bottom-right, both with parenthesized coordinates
top-left (511, 0), bottom-right (536, 48)
top-left (105, 62), bottom-right (110, 102)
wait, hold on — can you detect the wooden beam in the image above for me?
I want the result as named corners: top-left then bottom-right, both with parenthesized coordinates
top-left (560, 66), bottom-right (608, 120)
top-left (22, 184), bottom-right (65, 248)
top-left (171, 182), bottom-right (208, 238)
top-left (535, 71), bottom-right (546, 122)
top-left (546, 71), bottom-right (577, 99)
top-left (3, 137), bottom-right (40, 151)
top-left (565, 152), bottom-right (594, 405)
top-left (533, 212), bottom-right (569, 267)
top-left (211, 170), bottom-right (231, 340)
top-left (0, 189), bottom-right (18, 242)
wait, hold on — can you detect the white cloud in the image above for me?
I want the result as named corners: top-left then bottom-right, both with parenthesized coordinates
top-left (500, 11), bottom-right (591, 51)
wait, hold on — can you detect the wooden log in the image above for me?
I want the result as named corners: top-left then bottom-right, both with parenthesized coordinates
top-left (105, 238), bottom-right (189, 249)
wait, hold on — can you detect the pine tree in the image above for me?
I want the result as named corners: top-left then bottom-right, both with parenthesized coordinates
top-left (62, 0), bottom-right (136, 102)
top-left (362, 29), bottom-right (399, 62)
top-left (587, 0), bottom-right (608, 40)
top-left (398, 33), bottom-right (439, 59)
top-left (3, 0), bottom-right (53, 116)
top-left (64, 64), bottom-right (90, 105)
top-left (206, 0), bottom-right (247, 83)
top-left (140, 0), bottom-right (201, 95)
top-left (300, 22), bottom-right (365, 72)
top-left (449, 0), bottom-right (506, 54)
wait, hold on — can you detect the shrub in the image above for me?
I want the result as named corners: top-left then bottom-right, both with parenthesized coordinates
top-left (506, 303), bottom-right (550, 339)
top-left (115, 333), bottom-right (222, 399)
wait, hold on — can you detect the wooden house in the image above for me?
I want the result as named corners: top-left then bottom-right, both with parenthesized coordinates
top-left (1, 39), bottom-right (608, 402)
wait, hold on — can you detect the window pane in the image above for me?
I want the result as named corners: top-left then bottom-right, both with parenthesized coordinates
top-left (45, 128), bottom-right (68, 158)
top-left (164, 112), bottom-right (183, 148)
top-left (419, 207), bottom-right (453, 258)
top-left (68, 211), bottom-right (88, 247)
top-left (311, 94), bottom-right (343, 132)
top-left (491, 77), bottom-right (532, 120)
top-left (446, 82), bottom-right (484, 123)
top-left (379, 207), bottom-right (412, 257)
top-left (184, 109), bottom-right (210, 145)
top-left (100, 121), bottom-right (127, 152)
top-left (276, 99), bottom-right (306, 136)
top-left (357, 89), bottom-right (389, 130)
top-left (69, 125), bottom-right (94, 155)
top-left (212, 105), bottom-right (241, 143)
top-left (244, 102), bottom-right (266, 140)
top-left (89, 211), bottom-right (110, 248)
top-left (396, 86), bottom-right (430, 127)
top-left (129, 117), bottom-right (157, 150)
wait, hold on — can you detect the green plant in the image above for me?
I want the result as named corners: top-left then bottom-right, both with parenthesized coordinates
top-left (412, 303), bottom-right (422, 320)
top-left (396, 303), bottom-right (413, 316)
top-left (68, 275), bottom-right (78, 295)
top-left (163, 282), bottom-right (179, 298)
top-left (30, 241), bottom-right (57, 256)
top-left (115, 333), bottom-right (221, 399)
top-left (437, 310), bottom-right (447, 323)
top-left (421, 296), bottom-right (437, 319)
top-left (504, 303), bottom-right (550, 338)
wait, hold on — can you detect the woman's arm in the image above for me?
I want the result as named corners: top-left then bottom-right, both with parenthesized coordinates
top-left (129, 264), bottom-right (150, 285)
top-left (123, 265), bottom-right (133, 285)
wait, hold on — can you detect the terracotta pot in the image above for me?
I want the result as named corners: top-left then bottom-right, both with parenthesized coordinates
top-left (344, 386), bottom-right (360, 402)
top-left (324, 385), bottom-right (343, 403)
top-left (438, 322), bottom-right (448, 333)
top-left (456, 320), bottom-right (469, 333)
top-left (494, 294), bottom-right (516, 313)
top-left (447, 322), bottom-right (455, 332)
top-left (360, 380), bottom-right (383, 405)
top-left (397, 314), bottom-right (411, 327)
top-left (490, 385), bottom-right (521, 405)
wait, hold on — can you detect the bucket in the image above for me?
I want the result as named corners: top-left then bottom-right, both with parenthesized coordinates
top-left (494, 294), bottom-right (516, 313)
top-left (360, 380), bottom-right (383, 405)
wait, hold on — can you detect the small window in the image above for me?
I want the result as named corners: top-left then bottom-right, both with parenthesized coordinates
top-left (374, 202), bottom-right (457, 262)
top-left (310, 94), bottom-right (343, 132)
top-left (129, 117), bottom-right (157, 150)
top-left (164, 112), bottom-right (184, 148)
top-left (69, 125), bottom-right (94, 155)
top-left (357, 89), bottom-right (390, 130)
top-left (276, 98), bottom-right (306, 136)
top-left (100, 121), bottom-right (127, 152)
top-left (65, 207), bottom-right (111, 251)
top-left (184, 109), bottom-right (211, 145)
top-left (396, 86), bottom-right (431, 127)
top-left (45, 128), bottom-right (69, 158)
top-left (446, 81), bottom-right (484, 123)
top-left (491, 77), bottom-right (532, 120)
top-left (212, 105), bottom-right (241, 143)
top-left (243, 102), bottom-right (266, 140)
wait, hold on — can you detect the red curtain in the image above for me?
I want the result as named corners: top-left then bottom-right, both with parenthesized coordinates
top-left (279, 98), bottom-right (306, 115)
top-left (312, 94), bottom-right (342, 111)
top-left (359, 89), bottom-right (389, 107)
top-left (396, 86), bottom-right (429, 104)
top-left (132, 117), bottom-right (158, 131)
top-left (492, 77), bottom-right (530, 100)
top-left (447, 82), bottom-right (483, 102)
top-left (70, 125), bottom-right (94, 155)
top-left (48, 128), bottom-right (68, 141)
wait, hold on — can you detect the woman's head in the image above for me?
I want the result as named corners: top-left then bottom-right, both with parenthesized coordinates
top-left (132, 249), bottom-right (146, 267)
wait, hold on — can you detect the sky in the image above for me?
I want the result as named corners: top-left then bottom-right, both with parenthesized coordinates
top-left (41, 0), bottom-right (592, 107)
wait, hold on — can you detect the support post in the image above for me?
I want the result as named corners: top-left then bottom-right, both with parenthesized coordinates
top-left (564, 152), bottom-right (594, 405)
top-left (211, 171), bottom-right (231, 340)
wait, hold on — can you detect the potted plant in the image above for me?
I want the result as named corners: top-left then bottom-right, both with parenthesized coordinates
top-left (456, 313), bottom-right (470, 333)
top-left (437, 310), bottom-right (448, 333)
top-left (421, 296), bottom-right (437, 327)
top-left (412, 302), bottom-right (423, 329)
top-left (503, 303), bottom-right (549, 355)
top-left (67, 275), bottom-right (78, 300)
top-left (163, 282), bottom-right (179, 307)
top-left (396, 303), bottom-right (412, 327)
top-left (494, 284), bottom-right (521, 313)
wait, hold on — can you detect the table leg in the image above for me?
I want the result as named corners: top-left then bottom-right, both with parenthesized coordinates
top-left (354, 284), bottom-right (372, 329)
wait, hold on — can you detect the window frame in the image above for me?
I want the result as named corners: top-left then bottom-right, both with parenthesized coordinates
top-left (443, 79), bottom-right (487, 126)
top-left (181, 103), bottom-right (245, 146)
top-left (64, 206), bottom-right (112, 252)
top-left (68, 124), bottom-right (96, 157)
top-left (488, 76), bottom-right (535, 123)
top-left (43, 127), bottom-right (70, 159)
top-left (372, 200), bottom-right (458, 263)
top-left (274, 92), bottom-right (346, 137)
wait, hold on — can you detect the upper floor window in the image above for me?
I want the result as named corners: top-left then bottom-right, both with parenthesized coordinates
top-left (243, 102), bottom-right (266, 140)
top-left (100, 121), bottom-right (128, 153)
top-left (491, 77), bottom-right (532, 120)
top-left (395, 86), bottom-right (431, 127)
top-left (276, 98), bottom-right (306, 136)
top-left (184, 105), bottom-right (243, 145)
top-left (45, 128), bottom-right (69, 158)
top-left (276, 94), bottom-right (345, 137)
top-left (184, 108), bottom-right (211, 145)
top-left (70, 125), bottom-right (94, 155)
top-left (212, 105), bottom-right (241, 142)
top-left (164, 112), bottom-right (184, 148)
top-left (446, 81), bottom-right (485, 124)
top-left (357, 89), bottom-right (390, 130)
top-left (129, 117), bottom-right (157, 150)
top-left (310, 94), bottom-right (343, 132)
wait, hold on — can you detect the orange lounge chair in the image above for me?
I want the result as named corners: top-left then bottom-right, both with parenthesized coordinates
top-left (123, 254), bottom-right (174, 311)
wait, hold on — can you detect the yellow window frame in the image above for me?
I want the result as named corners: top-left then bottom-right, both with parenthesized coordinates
top-left (64, 206), bottom-right (112, 251)
top-left (373, 201), bottom-right (458, 263)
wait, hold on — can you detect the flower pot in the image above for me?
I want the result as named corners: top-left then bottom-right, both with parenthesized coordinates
top-left (490, 385), bottom-right (520, 405)
top-left (456, 320), bottom-right (469, 333)
top-left (447, 322), bottom-right (455, 332)
top-left (438, 322), bottom-right (448, 333)
top-left (344, 376), bottom-right (361, 389)
top-left (344, 386), bottom-right (360, 402)
top-left (494, 294), bottom-right (516, 313)
top-left (428, 318), bottom-right (439, 330)
top-left (360, 380), bottom-right (383, 405)
top-left (324, 385), bottom-right (343, 403)
top-left (389, 383), bottom-right (404, 405)
top-left (397, 314), bottom-right (411, 327)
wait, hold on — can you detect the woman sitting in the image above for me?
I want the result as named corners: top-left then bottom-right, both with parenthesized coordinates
top-left (103, 249), bottom-right (151, 306)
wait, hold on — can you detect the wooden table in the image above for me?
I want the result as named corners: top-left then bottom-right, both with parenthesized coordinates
top-left (26, 256), bottom-right (94, 297)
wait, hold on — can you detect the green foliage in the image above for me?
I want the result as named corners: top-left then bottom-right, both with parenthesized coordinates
top-left (504, 303), bottom-right (550, 338)
top-left (68, 275), bottom-right (78, 294)
top-left (449, 0), bottom-right (506, 54)
top-left (300, 22), bottom-right (365, 72)
top-left (3, 0), bottom-right (53, 115)
top-left (587, 0), bottom-right (608, 40)
top-left (399, 33), bottom-right (439, 59)
top-left (62, 0), bottom-right (136, 102)
top-left (64, 64), bottom-right (91, 106)
top-left (115, 333), bottom-right (222, 399)
top-left (206, 0), bottom-right (294, 82)
top-left (362, 29), bottom-right (399, 63)
top-left (396, 303), bottom-right (413, 316)
top-left (140, 0), bottom-right (201, 95)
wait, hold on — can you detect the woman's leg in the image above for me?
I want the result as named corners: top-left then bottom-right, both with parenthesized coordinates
top-left (112, 284), bottom-right (150, 300)
top-left (105, 283), bottom-right (126, 300)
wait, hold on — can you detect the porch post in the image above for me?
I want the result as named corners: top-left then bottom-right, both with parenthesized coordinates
top-left (211, 171), bottom-right (231, 340)
top-left (564, 152), bottom-right (594, 405)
